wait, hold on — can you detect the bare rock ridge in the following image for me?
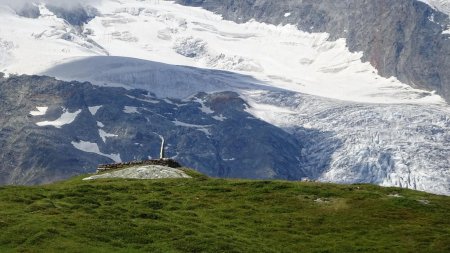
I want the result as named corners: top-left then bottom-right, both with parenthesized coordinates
top-left (177, 0), bottom-right (450, 102)
top-left (83, 165), bottom-right (191, 181)
top-left (96, 159), bottom-right (182, 173)
top-left (15, 2), bottom-right (98, 27)
top-left (46, 4), bottom-right (98, 26)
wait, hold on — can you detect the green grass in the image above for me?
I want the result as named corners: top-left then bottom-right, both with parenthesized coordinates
top-left (0, 170), bottom-right (449, 253)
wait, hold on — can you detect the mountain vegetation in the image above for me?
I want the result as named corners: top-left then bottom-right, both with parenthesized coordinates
top-left (0, 170), bottom-right (448, 252)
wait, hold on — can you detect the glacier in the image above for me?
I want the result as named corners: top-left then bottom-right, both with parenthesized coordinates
top-left (0, 0), bottom-right (448, 195)
top-left (245, 91), bottom-right (450, 195)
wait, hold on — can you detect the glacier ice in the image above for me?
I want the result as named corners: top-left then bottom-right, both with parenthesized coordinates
top-left (245, 91), bottom-right (450, 195)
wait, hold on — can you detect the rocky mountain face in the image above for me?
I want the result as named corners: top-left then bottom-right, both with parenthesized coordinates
top-left (178, 0), bottom-right (450, 102)
top-left (15, 3), bottom-right (98, 26)
top-left (46, 4), bottom-right (98, 26)
top-left (0, 74), bottom-right (305, 185)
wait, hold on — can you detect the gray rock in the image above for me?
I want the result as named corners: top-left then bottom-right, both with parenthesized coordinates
top-left (46, 4), bottom-right (98, 26)
top-left (83, 165), bottom-right (191, 180)
top-left (177, 0), bottom-right (450, 102)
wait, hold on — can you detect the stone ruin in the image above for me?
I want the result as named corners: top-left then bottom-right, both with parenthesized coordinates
top-left (96, 134), bottom-right (182, 173)
top-left (96, 158), bottom-right (182, 173)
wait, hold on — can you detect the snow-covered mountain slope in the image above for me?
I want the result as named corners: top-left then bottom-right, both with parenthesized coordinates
top-left (0, 0), bottom-right (444, 104)
top-left (0, 0), bottom-right (449, 195)
top-left (43, 56), bottom-right (266, 98)
top-left (0, 3), bottom-right (106, 73)
top-left (179, 0), bottom-right (450, 103)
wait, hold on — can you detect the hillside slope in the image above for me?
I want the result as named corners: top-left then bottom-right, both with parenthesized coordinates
top-left (0, 173), bottom-right (449, 252)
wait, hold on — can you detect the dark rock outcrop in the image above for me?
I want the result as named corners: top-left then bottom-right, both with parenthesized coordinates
top-left (46, 4), bottom-right (98, 26)
top-left (177, 0), bottom-right (450, 102)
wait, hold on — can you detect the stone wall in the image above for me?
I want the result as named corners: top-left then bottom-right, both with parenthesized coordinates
top-left (97, 159), bottom-right (182, 173)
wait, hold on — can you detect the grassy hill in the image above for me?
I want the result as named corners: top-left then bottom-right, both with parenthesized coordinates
top-left (0, 169), bottom-right (449, 253)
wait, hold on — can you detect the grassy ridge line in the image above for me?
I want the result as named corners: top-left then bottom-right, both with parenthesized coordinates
top-left (0, 170), bottom-right (449, 253)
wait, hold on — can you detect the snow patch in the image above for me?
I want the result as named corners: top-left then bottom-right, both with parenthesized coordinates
top-left (123, 106), bottom-right (139, 114)
top-left (72, 140), bottom-right (121, 163)
top-left (212, 114), bottom-right (227, 121)
top-left (29, 106), bottom-right (48, 116)
top-left (36, 108), bottom-right (81, 128)
top-left (443, 25), bottom-right (450, 34)
top-left (172, 119), bottom-right (212, 136)
top-left (99, 129), bottom-right (118, 142)
top-left (193, 98), bottom-right (214, 114)
top-left (88, 105), bottom-right (102, 116)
